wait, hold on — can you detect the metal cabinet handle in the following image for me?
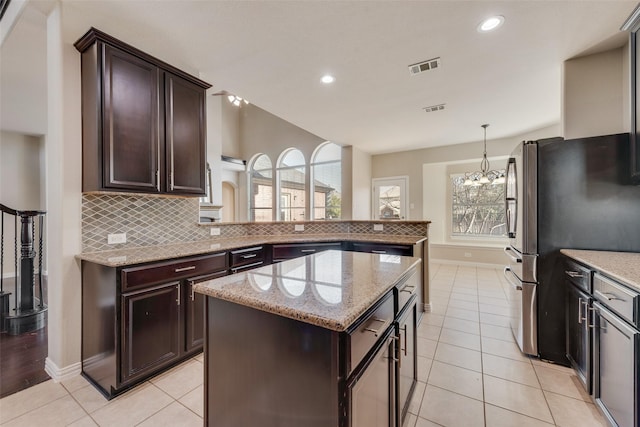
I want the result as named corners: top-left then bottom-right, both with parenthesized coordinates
top-left (594, 290), bottom-right (626, 302)
top-left (242, 253), bottom-right (257, 259)
top-left (155, 170), bottom-right (160, 191)
top-left (578, 297), bottom-right (584, 324)
top-left (176, 285), bottom-right (180, 306)
top-left (190, 285), bottom-right (195, 301)
top-left (587, 307), bottom-right (597, 328)
top-left (364, 318), bottom-right (388, 337)
top-left (565, 270), bottom-right (585, 278)
top-left (400, 286), bottom-right (416, 294)
top-left (371, 250), bottom-right (387, 254)
top-left (300, 249), bottom-right (316, 253)
top-left (175, 266), bottom-right (196, 273)
top-left (402, 325), bottom-right (408, 357)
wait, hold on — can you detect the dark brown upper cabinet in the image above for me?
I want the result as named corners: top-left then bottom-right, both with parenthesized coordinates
top-left (75, 28), bottom-right (211, 196)
top-left (623, 7), bottom-right (640, 185)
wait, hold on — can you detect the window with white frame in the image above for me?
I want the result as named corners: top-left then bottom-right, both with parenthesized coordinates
top-left (277, 149), bottom-right (306, 221)
top-left (249, 154), bottom-right (273, 222)
top-left (451, 171), bottom-right (506, 237)
top-left (311, 142), bottom-right (342, 220)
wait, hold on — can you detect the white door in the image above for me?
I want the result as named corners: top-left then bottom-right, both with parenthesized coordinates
top-left (372, 177), bottom-right (408, 220)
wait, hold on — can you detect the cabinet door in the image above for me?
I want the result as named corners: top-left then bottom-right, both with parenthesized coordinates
top-left (121, 282), bottom-right (180, 384)
top-left (348, 334), bottom-right (395, 427)
top-left (165, 72), bottom-right (206, 195)
top-left (184, 271), bottom-right (227, 354)
top-left (594, 302), bottom-right (639, 427)
top-left (397, 301), bottom-right (417, 425)
top-left (102, 44), bottom-right (161, 192)
top-left (565, 283), bottom-right (591, 393)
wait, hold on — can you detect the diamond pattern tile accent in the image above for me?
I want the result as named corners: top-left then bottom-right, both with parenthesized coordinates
top-left (82, 194), bottom-right (210, 252)
top-left (82, 193), bottom-right (429, 253)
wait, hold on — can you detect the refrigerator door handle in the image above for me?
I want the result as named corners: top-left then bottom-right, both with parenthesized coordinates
top-left (504, 247), bottom-right (522, 263)
top-left (504, 267), bottom-right (523, 291)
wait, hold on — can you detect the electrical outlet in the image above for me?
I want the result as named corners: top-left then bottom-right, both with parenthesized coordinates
top-left (373, 224), bottom-right (384, 231)
top-left (210, 227), bottom-right (221, 236)
top-left (107, 233), bottom-right (126, 244)
top-left (294, 224), bottom-right (305, 232)
top-left (464, 252), bottom-right (472, 258)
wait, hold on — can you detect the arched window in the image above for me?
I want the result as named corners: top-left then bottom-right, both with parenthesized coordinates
top-left (277, 149), bottom-right (306, 221)
top-left (311, 142), bottom-right (342, 220)
top-left (248, 154), bottom-right (273, 222)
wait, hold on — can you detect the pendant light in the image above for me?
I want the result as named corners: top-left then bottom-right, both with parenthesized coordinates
top-left (463, 124), bottom-right (504, 186)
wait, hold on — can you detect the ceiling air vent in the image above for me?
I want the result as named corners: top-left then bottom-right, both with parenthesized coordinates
top-left (423, 103), bottom-right (445, 113)
top-left (409, 57), bottom-right (441, 75)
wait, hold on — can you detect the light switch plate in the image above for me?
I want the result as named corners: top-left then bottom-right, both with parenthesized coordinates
top-left (210, 227), bottom-right (221, 236)
top-left (294, 224), bottom-right (305, 231)
top-left (373, 224), bottom-right (384, 231)
top-left (107, 233), bottom-right (127, 244)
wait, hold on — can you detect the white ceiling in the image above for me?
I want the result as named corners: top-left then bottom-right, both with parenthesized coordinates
top-left (1, 0), bottom-right (637, 153)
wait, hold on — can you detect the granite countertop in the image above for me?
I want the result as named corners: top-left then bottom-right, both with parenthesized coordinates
top-left (76, 233), bottom-right (427, 267)
top-left (561, 249), bottom-right (640, 292)
top-left (193, 250), bottom-right (421, 331)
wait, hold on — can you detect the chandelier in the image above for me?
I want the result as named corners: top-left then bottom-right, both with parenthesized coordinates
top-left (463, 124), bottom-right (505, 186)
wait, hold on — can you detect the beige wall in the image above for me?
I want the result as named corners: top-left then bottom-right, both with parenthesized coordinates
top-left (44, 3), bottom-right (83, 377)
top-left (563, 47), bottom-right (627, 139)
top-left (341, 145), bottom-right (371, 220)
top-left (372, 124), bottom-right (561, 221)
top-left (0, 131), bottom-right (46, 276)
top-left (221, 99), bottom-right (241, 159)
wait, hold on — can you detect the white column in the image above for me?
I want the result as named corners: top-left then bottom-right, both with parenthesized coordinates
top-left (44, 3), bottom-right (83, 380)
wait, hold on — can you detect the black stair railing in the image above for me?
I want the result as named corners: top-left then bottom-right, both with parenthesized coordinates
top-left (0, 203), bottom-right (47, 335)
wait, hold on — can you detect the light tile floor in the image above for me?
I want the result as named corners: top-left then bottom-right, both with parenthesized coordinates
top-left (404, 263), bottom-right (608, 427)
top-left (0, 264), bottom-right (610, 427)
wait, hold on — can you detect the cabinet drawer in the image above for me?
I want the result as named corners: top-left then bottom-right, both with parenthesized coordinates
top-left (593, 273), bottom-right (639, 327)
top-left (272, 242), bottom-right (342, 261)
top-left (351, 242), bottom-right (413, 256)
top-left (396, 268), bottom-right (419, 315)
top-left (230, 246), bottom-right (265, 268)
top-left (122, 252), bottom-right (227, 292)
top-left (348, 292), bottom-right (394, 375)
top-left (564, 259), bottom-right (591, 293)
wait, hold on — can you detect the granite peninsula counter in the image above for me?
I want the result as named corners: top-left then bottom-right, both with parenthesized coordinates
top-left (196, 250), bottom-right (421, 427)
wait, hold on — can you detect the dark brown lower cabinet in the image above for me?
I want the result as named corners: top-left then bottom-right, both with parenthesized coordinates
top-left (81, 252), bottom-right (227, 399)
top-left (184, 272), bottom-right (226, 354)
top-left (396, 298), bottom-right (417, 424)
top-left (121, 282), bottom-right (181, 384)
top-left (271, 242), bottom-right (343, 262)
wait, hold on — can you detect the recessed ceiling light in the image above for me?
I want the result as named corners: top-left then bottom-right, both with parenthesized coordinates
top-left (478, 15), bottom-right (504, 32)
top-left (321, 75), bottom-right (335, 84)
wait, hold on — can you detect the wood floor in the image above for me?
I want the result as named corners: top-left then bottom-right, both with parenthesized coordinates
top-left (0, 275), bottom-right (49, 398)
top-left (0, 324), bottom-right (48, 398)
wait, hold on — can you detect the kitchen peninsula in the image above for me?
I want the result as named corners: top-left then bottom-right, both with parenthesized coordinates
top-left (77, 219), bottom-right (429, 399)
top-left (193, 250), bottom-right (421, 427)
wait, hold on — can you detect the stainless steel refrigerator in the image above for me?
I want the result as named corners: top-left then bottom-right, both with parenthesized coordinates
top-left (503, 133), bottom-right (640, 364)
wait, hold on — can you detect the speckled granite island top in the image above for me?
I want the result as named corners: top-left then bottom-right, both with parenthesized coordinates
top-left (561, 249), bottom-right (640, 291)
top-left (76, 233), bottom-right (426, 267)
top-left (193, 250), bottom-right (420, 331)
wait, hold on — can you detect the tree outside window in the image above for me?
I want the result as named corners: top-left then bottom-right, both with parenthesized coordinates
top-left (451, 172), bottom-right (506, 237)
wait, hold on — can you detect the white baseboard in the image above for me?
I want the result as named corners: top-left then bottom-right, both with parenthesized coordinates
top-left (431, 258), bottom-right (505, 269)
top-left (45, 357), bottom-right (82, 383)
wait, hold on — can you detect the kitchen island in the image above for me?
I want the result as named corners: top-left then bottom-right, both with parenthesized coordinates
top-left (193, 250), bottom-right (421, 427)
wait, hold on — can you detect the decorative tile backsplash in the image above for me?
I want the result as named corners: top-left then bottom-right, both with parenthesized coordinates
top-left (82, 193), bottom-right (209, 252)
top-left (82, 193), bottom-right (429, 253)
